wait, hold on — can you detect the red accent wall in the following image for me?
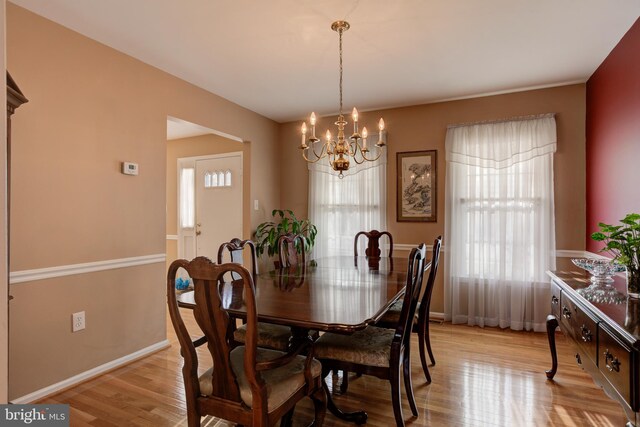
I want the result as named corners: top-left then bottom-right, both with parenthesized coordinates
top-left (586, 18), bottom-right (640, 253)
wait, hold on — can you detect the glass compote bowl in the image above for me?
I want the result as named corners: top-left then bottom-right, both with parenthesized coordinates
top-left (571, 258), bottom-right (627, 304)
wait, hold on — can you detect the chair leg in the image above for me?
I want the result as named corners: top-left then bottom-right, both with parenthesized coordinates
top-left (340, 370), bottom-right (349, 394)
top-left (281, 406), bottom-right (295, 427)
top-left (390, 363), bottom-right (405, 427)
top-left (417, 317), bottom-right (432, 383)
top-left (186, 411), bottom-right (199, 427)
top-left (425, 320), bottom-right (436, 365)
top-left (402, 351), bottom-right (418, 417)
top-left (309, 387), bottom-right (327, 427)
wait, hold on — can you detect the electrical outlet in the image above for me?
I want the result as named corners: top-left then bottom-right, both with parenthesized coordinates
top-left (72, 311), bottom-right (86, 332)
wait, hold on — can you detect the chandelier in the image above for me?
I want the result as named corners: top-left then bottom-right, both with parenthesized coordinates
top-left (299, 21), bottom-right (386, 178)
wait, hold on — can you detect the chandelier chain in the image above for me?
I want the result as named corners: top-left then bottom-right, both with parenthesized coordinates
top-left (339, 26), bottom-right (343, 115)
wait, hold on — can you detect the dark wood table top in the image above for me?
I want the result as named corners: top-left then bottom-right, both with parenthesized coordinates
top-left (548, 257), bottom-right (640, 346)
top-left (177, 255), bottom-right (418, 334)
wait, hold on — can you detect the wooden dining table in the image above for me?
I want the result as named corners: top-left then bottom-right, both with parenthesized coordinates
top-left (176, 254), bottom-right (423, 423)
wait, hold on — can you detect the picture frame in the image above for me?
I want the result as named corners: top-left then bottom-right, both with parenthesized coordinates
top-left (397, 150), bottom-right (437, 222)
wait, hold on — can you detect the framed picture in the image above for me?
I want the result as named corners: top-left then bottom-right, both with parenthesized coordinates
top-left (397, 150), bottom-right (437, 222)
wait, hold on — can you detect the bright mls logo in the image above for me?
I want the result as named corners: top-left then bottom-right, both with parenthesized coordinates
top-left (0, 405), bottom-right (69, 426)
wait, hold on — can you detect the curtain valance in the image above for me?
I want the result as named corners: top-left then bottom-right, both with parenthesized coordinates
top-left (445, 114), bottom-right (556, 169)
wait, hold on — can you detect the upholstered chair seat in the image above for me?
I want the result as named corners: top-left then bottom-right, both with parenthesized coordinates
top-left (234, 323), bottom-right (292, 352)
top-left (379, 300), bottom-right (419, 326)
top-left (199, 347), bottom-right (322, 411)
top-left (314, 326), bottom-right (395, 368)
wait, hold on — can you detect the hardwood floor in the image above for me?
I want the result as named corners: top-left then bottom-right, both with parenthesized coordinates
top-left (38, 309), bottom-right (627, 426)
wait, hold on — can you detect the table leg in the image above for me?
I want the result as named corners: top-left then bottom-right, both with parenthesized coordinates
top-left (545, 314), bottom-right (559, 379)
top-left (289, 326), bottom-right (314, 351)
top-left (322, 374), bottom-right (367, 424)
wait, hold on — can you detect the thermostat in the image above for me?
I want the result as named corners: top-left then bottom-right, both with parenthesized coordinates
top-left (122, 162), bottom-right (139, 176)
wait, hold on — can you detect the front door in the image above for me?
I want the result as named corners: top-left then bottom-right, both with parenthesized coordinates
top-left (178, 152), bottom-right (243, 262)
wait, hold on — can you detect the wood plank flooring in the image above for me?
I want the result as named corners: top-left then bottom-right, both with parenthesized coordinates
top-left (38, 309), bottom-right (627, 426)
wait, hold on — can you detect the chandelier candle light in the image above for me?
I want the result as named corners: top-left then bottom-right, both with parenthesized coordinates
top-left (299, 21), bottom-right (386, 178)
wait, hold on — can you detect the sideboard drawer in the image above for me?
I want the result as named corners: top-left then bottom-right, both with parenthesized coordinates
top-left (559, 293), bottom-right (577, 340)
top-left (572, 303), bottom-right (598, 364)
top-left (550, 281), bottom-right (561, 318)
top-left (598, 326), bottom-right (634, 410)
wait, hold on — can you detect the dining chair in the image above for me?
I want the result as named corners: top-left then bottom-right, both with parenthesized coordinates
top-left (339, 229), bottom-right (394, 392)
top-left (375, 236), bottom-right (442, 383)
top-left (217, 237), bottom-right (258, 281)
top-left (218, 238), bottom-right (293, 352)
top-left (354, 229), bottom-right (394, 257)
top-left (278, 233), bottom-right (306, 267)
top-left (313, 244), bottom-right (428, 427)
top-left (167, 257), bottom-right (326, 427)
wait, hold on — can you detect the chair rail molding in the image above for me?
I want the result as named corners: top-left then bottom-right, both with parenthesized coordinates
top-left (9, 253), bottom-right (166, 284)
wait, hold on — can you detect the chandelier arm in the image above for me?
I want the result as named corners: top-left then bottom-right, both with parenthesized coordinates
top-left (347, 139), bottom-right (358, 156)
top-left (310, 140), bottom-right (326, 159)
top-left (349, 139), bottom-right (383, 163)
top-left (358, 148), bottom-right (383, 163)
top-left (301, 145), bottom-right (328, 164)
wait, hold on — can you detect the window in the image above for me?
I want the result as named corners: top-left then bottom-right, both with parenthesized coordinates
top-left (203, 170), bottom-right (232, 188)
top-left (309, 156), bottom-right (387, 258)
top-left (444, 114), bottom-right (557, 331)
top-left (180, 168), bottom-right (195, 228)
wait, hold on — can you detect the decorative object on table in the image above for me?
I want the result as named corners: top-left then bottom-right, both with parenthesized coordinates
top-left (298, 21), bottom-right (386, 179)
top-left (175, 277), bottom-right (191, 291)
top-left (592, 213), bottom-right (640, 298)
top-left (397, 150), bottom-right (436, 222)
top-left (254, 209), bottom-right (317, 259)
top-left (570, 258), bottom-right (626, 304)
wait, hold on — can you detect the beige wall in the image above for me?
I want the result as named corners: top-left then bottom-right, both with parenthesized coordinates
top-left (279, 84), bottom-right (587, 313)
top-left (1, 0), bottom-right (8, 404)
top-left (7, 4), bottom-right (280, 399)
top-left (165, 134), bottom-right (248, 266)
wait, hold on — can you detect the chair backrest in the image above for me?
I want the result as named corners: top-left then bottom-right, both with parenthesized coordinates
top-left (217, 238), bottom-right (258, 281)
top-left (417, 236), bottom-right (442, 322)
top-left (278, 233), bottom-right (306, 267)
top-left (167, 257), bottom-right (263, 408)
top-left (354, 230), bottom-right (394, 257)
top-left (393, 244), bottom-right (427, 349)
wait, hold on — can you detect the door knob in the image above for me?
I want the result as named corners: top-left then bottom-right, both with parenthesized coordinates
top-left (196, 230), bottom-right (202, 236)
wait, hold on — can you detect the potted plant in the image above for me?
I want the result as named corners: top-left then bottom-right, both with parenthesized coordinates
top-left (592, 213), bottom-right (640, 297)
top-left (254, 209), bottom-right (317, 264)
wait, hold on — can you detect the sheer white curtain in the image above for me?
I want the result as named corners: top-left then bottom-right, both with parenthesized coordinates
top-left (309, 154), bottom-right (387, 258)
top-left (444, 114), bottom-right (557, 332)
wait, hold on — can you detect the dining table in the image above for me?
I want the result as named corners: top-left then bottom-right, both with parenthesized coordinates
top-left (176, 254), bottom-right (426, 423)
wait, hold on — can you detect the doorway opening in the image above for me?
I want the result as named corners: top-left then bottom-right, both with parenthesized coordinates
top-left (166, 117), bottom-right (246, 270)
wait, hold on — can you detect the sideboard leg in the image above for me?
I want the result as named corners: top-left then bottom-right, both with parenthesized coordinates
top-left (545, 314), bottom-right (559, 379)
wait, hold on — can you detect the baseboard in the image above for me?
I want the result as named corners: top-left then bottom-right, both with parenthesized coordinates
top-left (10, 340), bottom-right (170, 404)
top-left (429, 311), bottom-right (445, 321)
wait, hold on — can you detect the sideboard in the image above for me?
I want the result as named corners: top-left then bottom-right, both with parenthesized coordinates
top-left (546, 258), bottom-right (640, 426)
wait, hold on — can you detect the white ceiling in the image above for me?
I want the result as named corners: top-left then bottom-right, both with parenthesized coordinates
top-left (10, 0), bottom-right (640, 123)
